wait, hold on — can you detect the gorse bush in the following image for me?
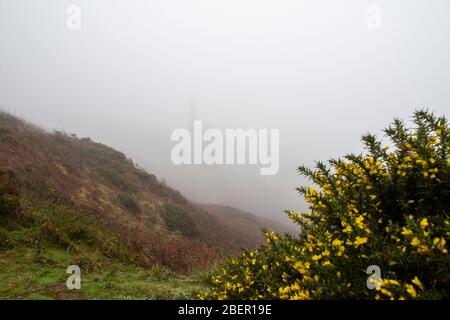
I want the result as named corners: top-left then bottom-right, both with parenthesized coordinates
top-left (200, 110), bottom-right (450, 300)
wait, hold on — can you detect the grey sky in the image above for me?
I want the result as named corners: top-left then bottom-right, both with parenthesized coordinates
top-left (1, 0), bottom-right (449, 225)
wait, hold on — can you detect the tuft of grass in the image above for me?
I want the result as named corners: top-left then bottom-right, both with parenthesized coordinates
top-left (117, 193), bottom-right (140, 214)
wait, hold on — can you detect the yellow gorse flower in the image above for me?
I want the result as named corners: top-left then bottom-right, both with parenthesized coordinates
top-left (311, 254), bottom-right (322, 261)
top-left (355, 215), bottom-right (365, 229)
top-left (411, 237), bottom-right (421, 246)
top-left (405, 284), bottom-right (417, 298)
top-left (401, 227), bottom-right (413, 236)
top-left (411, 277), bottom-right (424, 290)
top-left (420, 218), bottom-right (428, 228)
top-left (343, 225), bottom-right (353, 233)
top-left (322, 260), bottom-right (332, 267)
top-left (354, 236), bottom-right (368, 246)
top-left (332, 239), bottom-right (343, 247)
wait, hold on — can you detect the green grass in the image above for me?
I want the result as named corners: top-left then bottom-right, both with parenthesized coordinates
top-left (0, 196), bottom-right (209, 300)
top-left (82, 270), bottom-right (205, 300)
top-left (0, 246), bottom-right (207, 300)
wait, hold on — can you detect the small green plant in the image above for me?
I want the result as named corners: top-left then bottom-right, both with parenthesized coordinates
top-left (149, 264), bottom-right (172, 281)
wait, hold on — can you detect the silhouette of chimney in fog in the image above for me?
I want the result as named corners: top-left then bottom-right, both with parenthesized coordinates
top-left (189, 97), bottom-right (196, 132)
top-left (188, 97), bottom-right (210, 131)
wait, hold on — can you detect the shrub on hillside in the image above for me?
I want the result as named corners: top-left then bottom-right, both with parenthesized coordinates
top-left (117, 193), bottom-right (141, 214)
top-left (200, 110), bottom-right (450, 300)
top-left (162, 202), bottom-right (198, 237)
top-left (0, 180), bottom-right (20, 223)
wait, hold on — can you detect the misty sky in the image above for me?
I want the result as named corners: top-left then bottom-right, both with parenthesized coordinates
top-left (1, 0), bottom-right (449, 225)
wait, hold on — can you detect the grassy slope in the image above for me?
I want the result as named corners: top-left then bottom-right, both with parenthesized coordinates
top-left (0, 196), bottom-right (208, 299)
top-left (0, 112), bottom-right (219, 299)
top-left (0, 112), bottom-right (253, 272)
top-left (0, 112), bottom-right (285, 299)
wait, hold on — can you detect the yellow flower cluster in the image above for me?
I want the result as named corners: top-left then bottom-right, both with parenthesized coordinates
top-left (376, 276), bottom-right (425, 300)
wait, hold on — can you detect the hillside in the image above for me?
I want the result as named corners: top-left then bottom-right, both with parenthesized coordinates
top-left (200, 204), bottom-right (295, 248)
top-left (0, 111), bottom-right (289, 299)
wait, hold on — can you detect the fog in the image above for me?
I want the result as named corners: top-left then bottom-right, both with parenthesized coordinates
top-left (1, 0), bottom-right (449, 225)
